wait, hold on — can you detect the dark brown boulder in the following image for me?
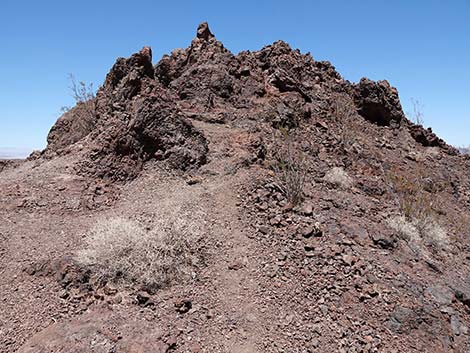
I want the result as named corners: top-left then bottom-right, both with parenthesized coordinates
top-left (46, 47), bottom-right (156, 156)
top-left (46, 105), bottom-right (96, 154)
top-left (79, 91), bottom-right (208, 181)
top-left (352, 78), bottom-right (405, 126)
top-left (99, 46), bottom-right (154, 100)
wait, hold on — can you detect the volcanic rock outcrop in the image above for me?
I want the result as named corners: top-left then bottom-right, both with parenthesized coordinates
top-left (46, 47), bottom-right (208, 181)
top-left (43, 23), bottom-right (456, 182)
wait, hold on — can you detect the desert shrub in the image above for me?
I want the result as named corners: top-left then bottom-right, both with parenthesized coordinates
top-left (76, 216), bottom-right (203, 289)
top-left (410, 98), bottom-right (424, 126)
top-left (386, 168), bottom-right (448, 250)
top-left (331, 93), bottom-right (358, 152)
top-left (386, 169), bottom-right (435, 224)
top-left (323, 167), bottom-right (353, 189)
top-left (387, 215), bottom-right (419, 242)
top-left (387, 215), bottom-right (448, 250)
top-left (61, 74), bottom-right (97, 131)
top-left (269, 134), bottom-right (307, 207)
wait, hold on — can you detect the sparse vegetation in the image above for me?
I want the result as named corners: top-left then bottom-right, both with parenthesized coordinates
top-left (323, 167), bottom-right (353, 189)
top-left (331, 93), bottom-right (358, 152)
top-left (386, 169), bottom-right (435, 223)
top-left (410, 98), bottom-right (424, 126)
top-left (386, 168), bottom-right (448, 250)
top-left (76, 216), bottom-right (203, 289)
top-left (270, 133), bottom-right (307, 207)
top-left (61, 73), bottom-right (98, 130)
top-left (387, 215), bottom-right (448, 250)
top-left (331, 93), bottom-right (357, 122)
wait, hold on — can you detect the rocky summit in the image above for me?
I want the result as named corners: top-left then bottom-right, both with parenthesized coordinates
top-left (1, 23), bottom-right (470, 353)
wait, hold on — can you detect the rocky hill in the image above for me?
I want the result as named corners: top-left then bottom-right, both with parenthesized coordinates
top-left (1, 23), bottom-right (470, 353)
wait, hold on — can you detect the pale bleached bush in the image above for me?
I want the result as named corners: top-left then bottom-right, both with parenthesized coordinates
top-left (387, 215), bottom-right (420, 243)
top-left (387, 215), bottom-right (448, 250)
top-left (76, 216), bottom-right (203, 289)
top-left (323, 167), bottom-right (353, 189)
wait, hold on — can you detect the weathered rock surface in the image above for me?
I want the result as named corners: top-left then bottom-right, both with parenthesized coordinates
top-left (352, 78), bottom-right (405, 126)
top-left (46, 47), bottom-right (208, 181)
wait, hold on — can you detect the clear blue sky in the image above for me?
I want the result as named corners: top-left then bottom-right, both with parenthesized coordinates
top-left (1, 0), bottom-right (469, 154)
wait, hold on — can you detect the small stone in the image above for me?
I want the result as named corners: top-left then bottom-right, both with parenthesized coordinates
top-left (228, 259), bottom-right (244, 270)
top-left (454, 288), bottom-right (470, 309)
top-left (451, 315), bottom-right (462, 335)
top-left (304, 241), bottom-right (316, 252)
top-left (302, 222), bottom-right (322, 238)
top-left (342, 254), bottom-right (355, 266)
top-left (206, 309), bottom-right (214, 319)
top-left (174, 298), bottom-right (192, 314)
top-left (109, 293), bottom-right (122, 304)
top-left (426, 285), bottom-right (453, 305)
top-left (319, 305), bottom-right (328, 315)
top-left (136, 291), bottom-right (150, 306)
top-left (270, 216), bottom-right (282, 226)
top-left (302, 226), bottom-right (315, 238)
top-left (371, 233), bottom-right (396, 249)
top-left (186, 176), bottom-right (202, 185)
top-left (440, 306), bottom-right (456, 315)
top-left (103, 284), bottom-right (118, 296)
top-left (166, 335), bottom-right (178, 349)
top-left (300, 203), bottom-right (313, 216)
top-left (309, 338), bottom-right (319, 349)
top-left (259, 226), bottom-right (270, 235)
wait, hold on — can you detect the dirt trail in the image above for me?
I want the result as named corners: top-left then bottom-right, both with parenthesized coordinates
top-left (188, 121), bottom-right (267, 352)
top-left (159, 121), bottom-right (268, 352)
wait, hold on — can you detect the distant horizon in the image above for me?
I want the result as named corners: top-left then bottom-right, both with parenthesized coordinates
top-left (0, 147), bottom-right (34, 159)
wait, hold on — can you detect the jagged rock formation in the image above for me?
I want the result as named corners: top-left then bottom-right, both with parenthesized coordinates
top-left (46, 47), bottom-right (208, 181)
top-left (44, 22), bottom-right (456, 182)
top-left (352, 78), bottom-right (405, 127)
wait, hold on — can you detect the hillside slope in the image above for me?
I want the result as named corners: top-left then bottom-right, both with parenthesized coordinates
top-left (1, 23), bottom-right (470, 353)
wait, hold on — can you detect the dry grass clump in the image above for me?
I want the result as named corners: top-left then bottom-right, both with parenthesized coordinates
top-left (76, 216), bottom-right (203, 289)
top-left (386, 170), bottom-right (435, 222)
top-left (323, 167), bottom-right (353, 189)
